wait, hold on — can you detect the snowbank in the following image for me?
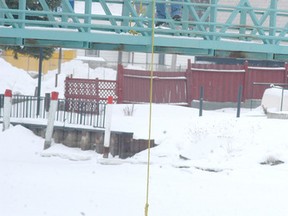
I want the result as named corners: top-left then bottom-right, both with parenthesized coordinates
top-left (261, 86), bottom-right (288, 112)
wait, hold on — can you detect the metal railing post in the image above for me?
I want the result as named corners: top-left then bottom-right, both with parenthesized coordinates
top-left (199, 86), bottom-right (204, 117)
top-left (237, 85), bottom-right (243, 118)
top-left (37, 48), bottom-right (43, 116)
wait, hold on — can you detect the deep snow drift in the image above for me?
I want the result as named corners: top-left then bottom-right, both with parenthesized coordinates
top-left (1, 58), bottom-right (288, 216)
top-left (1, 106), bottom-right (288, 216)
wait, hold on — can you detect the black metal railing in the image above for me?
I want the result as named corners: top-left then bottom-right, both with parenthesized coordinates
top-left (56, 98), bottom-right (106, 128)
top-left (0, 94), bottom-right (106, 128)
top-left (11, 95), bottom-right (47, 119)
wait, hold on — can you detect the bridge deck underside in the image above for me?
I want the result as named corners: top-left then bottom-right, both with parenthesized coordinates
top-left (0, 0), bottom-right (288, 60)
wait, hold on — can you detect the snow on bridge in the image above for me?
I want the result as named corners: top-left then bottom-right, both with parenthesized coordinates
top-left (1, 0), bottom-right (288, 60)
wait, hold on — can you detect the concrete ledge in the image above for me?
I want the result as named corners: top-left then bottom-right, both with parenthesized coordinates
top-left (267, 112), bottom-right (288, 119)
top-left (7, 122), bottom-right (154, 159)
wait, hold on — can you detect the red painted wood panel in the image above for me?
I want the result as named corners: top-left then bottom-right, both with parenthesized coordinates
top-left (246, 67), bottom-right (287, 99)
top-left (121, 67), bottom-right (188, 104)
top-left (65, 62), bottom-right (288, 105)
top-left (189, 64), bottom-right (245, 102)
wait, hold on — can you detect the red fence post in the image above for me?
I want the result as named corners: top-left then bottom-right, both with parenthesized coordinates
top-left (285, 62), bottom-right (288, 83)
top-left (64, 77), bottom-right (69, 99)
top-left (243, 60), bottom-right (249, 101)
top-left (95, 78), bottom-right (100, 102)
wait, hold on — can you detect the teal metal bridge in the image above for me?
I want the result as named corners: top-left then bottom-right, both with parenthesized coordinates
top-left (1, 0), bottom-right (288, 60)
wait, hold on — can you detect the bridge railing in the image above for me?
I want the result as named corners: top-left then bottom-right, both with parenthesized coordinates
top-left (1, 0), bottom-right (288, 58)
top-left (1, 0), bottom-right (288, 41)
top-left (0, 94), bottom-right (106, 128)
top-left (0, 0), bottom-right (288, 38)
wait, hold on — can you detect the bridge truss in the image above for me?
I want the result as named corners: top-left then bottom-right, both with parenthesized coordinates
top-left (0, 0), bottom-right (288, 60)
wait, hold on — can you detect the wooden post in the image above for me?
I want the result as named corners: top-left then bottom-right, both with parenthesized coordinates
top-left (2, 89), bottom-right (12, 131)
top-left (103, 96), bottom-right (113, 158)
top-left (117, 64), bottom-right (124, 103)
top-left (44, 91), bottom-right (59, 150)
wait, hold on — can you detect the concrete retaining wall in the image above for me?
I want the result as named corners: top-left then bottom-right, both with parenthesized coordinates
top-left (17, 123), bottom-right (154, 159)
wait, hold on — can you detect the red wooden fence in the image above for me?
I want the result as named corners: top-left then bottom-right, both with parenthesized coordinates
top-left (65, 61), bottom-right (288, 105)
top-left (186, 63), bottom-right (246, 102)
top-left (244, 66), bottom-right (288, 100)
top-left (65, 77), bottom-right (117, 102)
top-left (64, 77), bottom-right (117, 112)
top-left (117, 66), bottom-right (188, 104)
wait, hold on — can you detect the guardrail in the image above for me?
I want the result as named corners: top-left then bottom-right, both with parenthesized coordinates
top-left (1, 0), bottom-right (288, 59)
top-left (0, 94), bottom-right (106, 128)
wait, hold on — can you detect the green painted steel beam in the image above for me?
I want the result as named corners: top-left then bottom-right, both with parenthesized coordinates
top-left (1, 0), bottom-right (288, 60)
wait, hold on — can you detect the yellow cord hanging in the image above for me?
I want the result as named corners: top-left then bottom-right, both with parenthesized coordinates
top-left (144, 0), bottom-right (156, 215)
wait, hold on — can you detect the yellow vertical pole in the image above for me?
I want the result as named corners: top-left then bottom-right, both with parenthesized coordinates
top-left (144, 0), bottom-right (156, 215)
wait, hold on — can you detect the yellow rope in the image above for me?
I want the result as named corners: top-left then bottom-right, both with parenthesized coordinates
top-left (144, 1), bottom-right (156, 215)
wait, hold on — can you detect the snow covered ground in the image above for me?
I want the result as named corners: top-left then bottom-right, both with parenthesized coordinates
top-left (1, 58), bottom-right (288, 216)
